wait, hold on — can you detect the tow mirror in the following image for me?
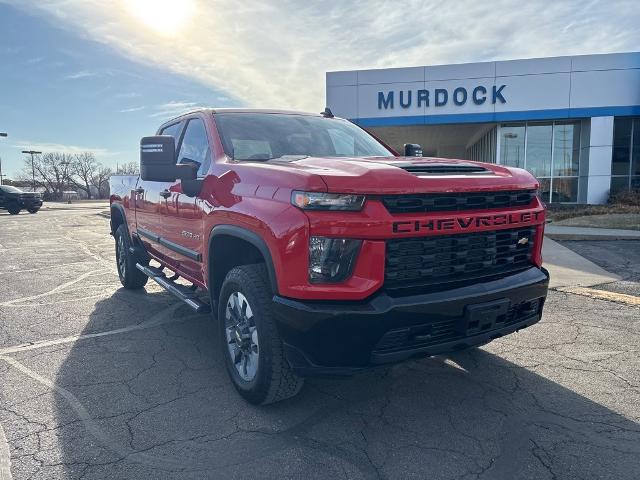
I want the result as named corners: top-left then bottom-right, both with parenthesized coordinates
top-left (404, 143), bottom-right (423, 157)
top-left (140, 136), bottom-right (198, 183)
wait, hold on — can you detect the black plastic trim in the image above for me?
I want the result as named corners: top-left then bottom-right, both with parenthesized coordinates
top-left (137, 227), bottom-right (202, 261)
top-left (137, 227), bottom-right (160, 242)
top-left (271, 267), bottom-right (549, 372)
top-left (109, 203), bottom-right (128, 236)
top-left (209, 224), bottom-right (278, 294)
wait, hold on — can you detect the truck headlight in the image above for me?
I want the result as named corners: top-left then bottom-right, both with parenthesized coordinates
top-left (292, 191), bottom-right (365, 211)
top-left (309, 237), bottom-right (362, 283)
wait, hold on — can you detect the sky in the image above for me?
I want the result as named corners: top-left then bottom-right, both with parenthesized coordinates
top-left (0, 0), bottom-right (638, 179)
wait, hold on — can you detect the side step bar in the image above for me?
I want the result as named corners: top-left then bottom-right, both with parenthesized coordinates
top-left (136, 263), bottom-right (211, 314)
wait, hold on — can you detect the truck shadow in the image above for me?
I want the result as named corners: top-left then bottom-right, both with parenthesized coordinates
top-left (52, 289), bottom-right (640, 479)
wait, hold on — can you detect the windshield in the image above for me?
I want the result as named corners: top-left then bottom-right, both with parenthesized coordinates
top-left (0, 185), bottom-right (22, 193)
top-left (214, 113), bottom-right (393, 161)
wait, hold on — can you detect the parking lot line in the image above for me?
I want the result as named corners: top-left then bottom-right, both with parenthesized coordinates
top-left (0, 356), bottom-right (191, 471)
top-left (0, 421), bottom-right (11, 480)
top-left (0, 303), bottom-right (189, 355)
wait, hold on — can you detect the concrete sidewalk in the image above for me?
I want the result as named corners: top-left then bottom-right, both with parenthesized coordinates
top-left (542, 237), bottom-right (620, 288)
top-left (545, 225), bottom-right (640, 241)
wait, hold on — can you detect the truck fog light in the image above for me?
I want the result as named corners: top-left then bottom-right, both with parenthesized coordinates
top-left (309, 237), bottom-right (362, 283)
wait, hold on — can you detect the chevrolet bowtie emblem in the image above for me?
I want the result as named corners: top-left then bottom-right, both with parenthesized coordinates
top-left (517, 237), bottom-right (529, 245)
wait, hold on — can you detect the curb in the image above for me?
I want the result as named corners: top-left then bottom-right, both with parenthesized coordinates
top-left (546, 233), bottom-right (640, 241)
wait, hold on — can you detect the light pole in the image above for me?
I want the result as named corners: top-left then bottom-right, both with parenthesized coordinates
top-left (22, 150), bottom-right (42, 192)
top-left (0, 132), bottom-right (7, 185)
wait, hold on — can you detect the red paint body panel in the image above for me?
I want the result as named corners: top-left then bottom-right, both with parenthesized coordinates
top-left (109, 109), bottom-right (547, 302)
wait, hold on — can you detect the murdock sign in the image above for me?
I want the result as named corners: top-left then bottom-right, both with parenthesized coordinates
top-left (378, 85), bottom-right (507, 110)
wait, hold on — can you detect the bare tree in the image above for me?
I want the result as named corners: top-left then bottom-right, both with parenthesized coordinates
top-left (20, 152), bottom-right (73, 199)
top-left (117, 161), bottom-right (140, 175)
top-left (92, 165), bottom-right (113, 199)
top-left (69, 152), bottom-right (98, 199)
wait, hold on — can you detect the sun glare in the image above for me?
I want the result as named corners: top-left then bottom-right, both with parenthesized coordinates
top-left (125, 0), bottom-right (195, 36)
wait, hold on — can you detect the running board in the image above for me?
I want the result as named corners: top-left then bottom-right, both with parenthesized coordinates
top-left (136, 264), bottom-right (211, 314)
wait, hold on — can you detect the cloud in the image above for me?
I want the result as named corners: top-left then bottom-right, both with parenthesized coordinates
top-left (65, 69), bottom-right (96, 80)
top-left (4, 0), bottom-right (640, 111)
top-left (12, 140), bottom-right (116, 158)
top-left (115, 92), bottom-right (141, 98)
top-left (119, 106), bottom-right (145, 113)
top-left (148, 101), bottom-right (208, 118)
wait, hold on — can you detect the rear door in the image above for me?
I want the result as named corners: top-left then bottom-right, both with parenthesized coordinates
top-left (134, 120), bottom-right (184, 267)
top-left (161, 116), bottom-right (212, 284)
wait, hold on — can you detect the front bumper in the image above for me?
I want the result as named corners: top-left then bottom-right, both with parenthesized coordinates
top-left (272, 266), bottom-right (549, 376)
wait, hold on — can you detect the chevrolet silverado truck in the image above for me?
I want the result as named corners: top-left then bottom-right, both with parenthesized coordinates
top-left (0, 185), bottom-right (43, 214)
top-left (109, 108), bottom-right (549, 405)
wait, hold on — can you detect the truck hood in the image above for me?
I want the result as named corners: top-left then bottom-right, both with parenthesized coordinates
top-left (268, 156), bottom-right (539, 194)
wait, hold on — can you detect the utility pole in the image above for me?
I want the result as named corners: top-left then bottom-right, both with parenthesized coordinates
top-left (22, 150), bottom-right (42, 192)
top-left (0, 132), bottom-right (7, 185)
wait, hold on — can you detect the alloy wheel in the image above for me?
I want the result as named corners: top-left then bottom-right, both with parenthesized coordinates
top-left (225, 291), bottom-right (259, 381)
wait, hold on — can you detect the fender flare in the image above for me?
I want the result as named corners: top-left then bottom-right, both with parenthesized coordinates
top-left (109, 203), bottom-right (129, 237)
top-left (209, 224), bottom-right (279, 294)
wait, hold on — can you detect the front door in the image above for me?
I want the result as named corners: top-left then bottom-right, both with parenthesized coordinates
top-left (162, 116), bottom-right (212, 285)
top-left (134, 120), bottom-right (184, 268)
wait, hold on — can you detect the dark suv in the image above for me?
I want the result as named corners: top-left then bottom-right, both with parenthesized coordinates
top-left (0, 185), bottom-right (43, 214)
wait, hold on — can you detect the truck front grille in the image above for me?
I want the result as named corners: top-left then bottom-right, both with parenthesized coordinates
top-left (385, 227), bottom-right (535, 290)
top-left (380, 190), bottom-right (536, 213)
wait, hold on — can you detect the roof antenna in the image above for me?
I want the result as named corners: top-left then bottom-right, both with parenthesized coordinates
top-left (320, 107), bottom-right (334, 118)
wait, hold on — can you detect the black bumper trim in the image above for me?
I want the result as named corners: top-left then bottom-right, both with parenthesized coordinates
top-left (272, 267), bottom-right (549, 373)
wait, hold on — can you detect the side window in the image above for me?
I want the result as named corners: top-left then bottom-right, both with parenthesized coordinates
top-left (160, 122), bottom-right (182, 151)
top-left (177, 119), bottom-right (211, 177)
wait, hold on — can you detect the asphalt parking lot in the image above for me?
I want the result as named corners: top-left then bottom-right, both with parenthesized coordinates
top-left (1, 204), bottom-right (640, 480)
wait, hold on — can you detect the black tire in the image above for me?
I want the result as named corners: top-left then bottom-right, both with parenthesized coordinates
top-left (27, 208), bottom-right (39, 214)
top-left (7, 204), bottom-right (20, 215)
top-left (218, 264), bottom-right (303, 405)
top-left (114, 224), bottom-right (148, 289)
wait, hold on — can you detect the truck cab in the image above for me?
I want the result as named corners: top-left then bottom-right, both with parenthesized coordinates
top-left (109, 108), bottom-right (549, 405)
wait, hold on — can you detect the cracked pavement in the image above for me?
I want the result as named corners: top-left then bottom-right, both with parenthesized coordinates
top-left (1, 203), bottom-right (639, 479)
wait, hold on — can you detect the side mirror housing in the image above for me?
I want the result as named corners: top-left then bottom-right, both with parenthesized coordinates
top-left (140, 136), bottom-right (198, 183)
top-left (404, 143), bottom-right (423, 157)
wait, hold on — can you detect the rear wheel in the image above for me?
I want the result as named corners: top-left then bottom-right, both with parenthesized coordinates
top-left (219, 264), bottom-right (303, 405)
top-left (114, 224), bottom-right (148, 289)
top-left (7, 204), bottom-right (20, 215)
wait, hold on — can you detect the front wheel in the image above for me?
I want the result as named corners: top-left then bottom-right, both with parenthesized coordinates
top-left (7, 205), bottom-right (20, 215)
top-left (27, 208), bottom-right (39, 214)
top-left (114, 224), bottom-right (148, 289)
top-left (219, 264), bottom-right (303, 405)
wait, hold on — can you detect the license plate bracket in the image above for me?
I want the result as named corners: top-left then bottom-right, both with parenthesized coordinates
top-left (464, 298), bottom-right (511, 335)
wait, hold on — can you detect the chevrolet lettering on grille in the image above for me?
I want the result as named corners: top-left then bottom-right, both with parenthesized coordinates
top-left (392, 211), bottom-right (543, 233)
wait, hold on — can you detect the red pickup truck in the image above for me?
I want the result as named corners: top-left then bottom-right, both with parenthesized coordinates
top-left (109, 108), bottom-right (549, 405)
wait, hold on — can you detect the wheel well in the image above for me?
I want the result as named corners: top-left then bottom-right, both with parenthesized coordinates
top-left (110, 205), bottom-right (125, 235)
top-left (209, 234), bottom-right (268, 304)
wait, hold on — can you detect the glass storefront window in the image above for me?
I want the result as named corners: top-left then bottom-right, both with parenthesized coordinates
top-left (500, 124), bottom-right (525, 168)
top-left (526, 124), bottom-right (553, 178)
top-left (633, 118), bottom-right (640, 176)
top-left (611, 176), bottom-right (631, 196)
top-left (611, 117), bottom-right (640, 194)
top-left (538, 178), bottom-right (551, 203)
top-left (553, 122), bottom-right (580, 177)
top-left (499, 120), bottom-right (581, 203)
top-left (612, 118), bottom-right (632, 175)
top-left (551, 178), bottom-right (578, 203)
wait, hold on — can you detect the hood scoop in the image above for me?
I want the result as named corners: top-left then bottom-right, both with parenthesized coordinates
top-left (395, 163), bottom-right (492, 176)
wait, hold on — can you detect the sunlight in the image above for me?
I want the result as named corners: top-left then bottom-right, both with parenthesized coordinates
top-left (124, 0), bottom-right (195, 36)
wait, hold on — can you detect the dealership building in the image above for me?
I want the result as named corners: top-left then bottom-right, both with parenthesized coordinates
top-left (326, 52), bottom-right (640, 203)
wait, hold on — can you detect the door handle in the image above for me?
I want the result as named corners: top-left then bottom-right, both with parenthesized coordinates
top-left (135, 187), bottom-right (144, 195)
top-left (159, 189), bottom-right (171, 199)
